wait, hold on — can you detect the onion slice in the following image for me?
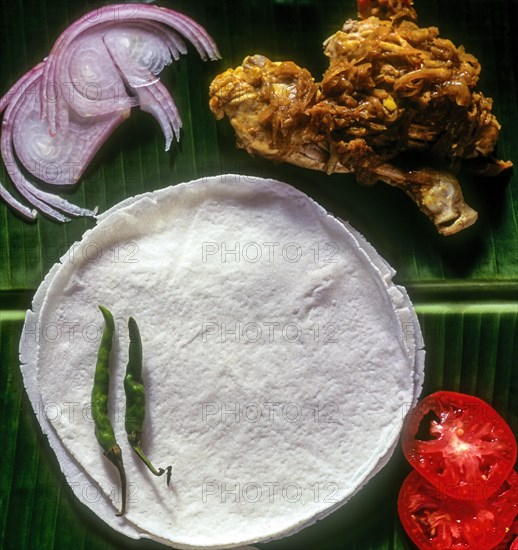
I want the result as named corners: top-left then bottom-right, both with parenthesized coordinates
top-left (136, 82), bottom-right (181, 150)
top-left (54, 20), bottom-right (188, 120)
top-left (1, 4), bottom-right (220, 221)
top-left (0, 181), bottom-right (37, 221)
top-left (13, 94), bottom-right (129, 186)
top-left (42, 4), bottom-right (221, 133)
top-left (58, 29), bottom-right (137, 120)
top-left (103, 25), bottom-right (174, 88)
top-left (0, 66), bottom-right (45, 220)
top-left (145, 21), bottom-right (188, 61)
top-left (1, 66), bottom-right (99, 221)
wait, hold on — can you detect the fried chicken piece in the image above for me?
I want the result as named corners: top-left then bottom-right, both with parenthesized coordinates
top-left (209, 0), bottom-right (511, 235)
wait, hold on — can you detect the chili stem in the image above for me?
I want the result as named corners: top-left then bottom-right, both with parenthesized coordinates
top-left (128, 433), bottom-right (165, 476)
top-left (105, 445), bottom-right (127, 517)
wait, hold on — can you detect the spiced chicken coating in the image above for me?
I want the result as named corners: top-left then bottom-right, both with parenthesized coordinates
top-left (209, 0), bottom-right (511, 235)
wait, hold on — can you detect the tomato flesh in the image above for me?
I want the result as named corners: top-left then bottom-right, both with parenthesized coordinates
top-left (398, 470), bottom-right (518, 550)
top-left (402, 391), bottom-right (517, 501)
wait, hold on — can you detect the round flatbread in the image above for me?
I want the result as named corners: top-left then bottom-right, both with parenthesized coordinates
top-left (20, 175), bottom-right (424, 549)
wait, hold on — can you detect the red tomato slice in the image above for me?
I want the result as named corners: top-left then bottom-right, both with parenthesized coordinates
top-left (494, 519), bottom-right (518, 549)
top-left (398, 470), bottom-right (518, 550)
top-left (402, 391), bottom-right (517, 500)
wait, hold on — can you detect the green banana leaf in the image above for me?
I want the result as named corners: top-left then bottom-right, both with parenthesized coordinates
top-left (0, 0), bottom-right (516, 548)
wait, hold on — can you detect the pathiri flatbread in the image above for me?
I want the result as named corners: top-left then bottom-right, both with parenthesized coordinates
top-left (20, 175), bottom-right (424, 548)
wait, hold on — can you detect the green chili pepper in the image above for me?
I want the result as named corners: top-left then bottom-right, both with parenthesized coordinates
top-left (91, 305), bottom-right (126, 516)
top-left (125, 316), bottom-right (171, 482)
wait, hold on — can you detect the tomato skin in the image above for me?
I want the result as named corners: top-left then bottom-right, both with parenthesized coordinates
top-left (493, 520), bottom-right (518, 549)
top-left (398, 470), bottom-right (518, 550)
top-left (495, 519), bottom-right (518, 549)
top-left (402, 391), bottom-right (517, 501)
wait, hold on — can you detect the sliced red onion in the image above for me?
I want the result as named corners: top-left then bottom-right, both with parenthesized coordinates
top-left (58, 29), bottom-right (137, 120)
top-left (136, 81), bottom-right (181, 150)
top-left (1, 4), bottom-right (220, 221)
top-left (2, 117), bottom-right (72, 223)
top-left (0, 66), bottom-right (42, 219)
top-left (145, 21), bottom-right (188, 61)
top-left (0, 181), bottom-right (37, 221)
top-left (42, 4), bottom-right (220, 133)
top-left (53, 21), bottom-right (187, 121)
top-left (1, 67), bottom-right (99, 220)
top-left (13, 93), bottom-right (128, 186)
top-left (103, 25), bottom-right (174, 88)
top-left (1, 64), bottom-right (45, 114)
top-left (102, 25), bottom-right (182, 149)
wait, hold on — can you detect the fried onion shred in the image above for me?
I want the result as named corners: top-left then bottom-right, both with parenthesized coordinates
top-left (209, 0), bottom-right (512, 235)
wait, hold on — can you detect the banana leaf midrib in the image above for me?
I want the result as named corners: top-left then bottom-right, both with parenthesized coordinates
top-left (1, 280), bottom-right (518, 313)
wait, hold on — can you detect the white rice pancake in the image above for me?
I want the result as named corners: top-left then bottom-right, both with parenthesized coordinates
top-left (20, 175), bottom-right (424, 549)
